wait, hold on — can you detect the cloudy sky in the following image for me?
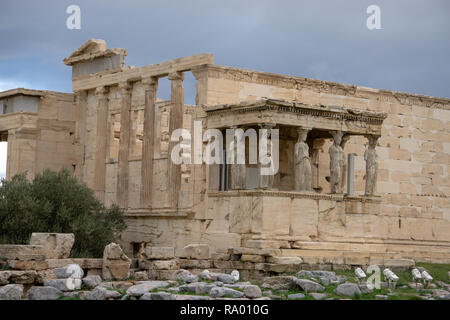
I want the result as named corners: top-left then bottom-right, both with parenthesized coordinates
top-left (0, 0), bottom-right (449, 177)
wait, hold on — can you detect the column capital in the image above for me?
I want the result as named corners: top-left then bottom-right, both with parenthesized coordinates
top-left (296, 127), bottom-right (311, 133)
top-left (118, 81), bottom-right (132, 95)
top-left (141, 77), bottom-right (158, 88)
top-left (365, 134), bottom-right (380, 147)
top-left (191, 67), bottom-right (208, 81)
top-left (258, 123), bottom-right (276, 129)
top-left (168, 71), bottom-right (184, 81)
top-left (95, 86), bottom-right (108, 97)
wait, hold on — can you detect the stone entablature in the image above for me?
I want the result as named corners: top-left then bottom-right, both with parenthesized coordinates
top-left (203, 98), bottom-right (387, 135)
top-left (194, 64), bottom-right (450, 110)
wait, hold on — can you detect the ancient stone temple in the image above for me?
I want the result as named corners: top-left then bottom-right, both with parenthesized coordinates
top-left (1, 39), bottom-right (449, 265)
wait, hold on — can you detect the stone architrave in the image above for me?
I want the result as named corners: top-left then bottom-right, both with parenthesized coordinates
top-left (364, 135), bottom-right (379, 196)
top-left (294, 128), bottom-right (312, 192)
top-left (329, 131), bottom-right (345, 194)
top-left (102, 243), bottom-right (131, 280)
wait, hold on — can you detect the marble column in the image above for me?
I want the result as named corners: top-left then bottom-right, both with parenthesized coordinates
top-left (364, 135), bottom-right (379, 196)
top-left (229, 126), bottom-right (246, 190)
top-left (94, 86), bottom-right (109, 202)
top-left (117, 81), bottom-right (132, 209)
top-left (140, 77), bottom-right (158, 208)
top-left (329, 130), bottom-right (345, 194)
top-left (294, 127), bottom-right (312, 192)
top-left (168, 72), bottom-right (184, 209)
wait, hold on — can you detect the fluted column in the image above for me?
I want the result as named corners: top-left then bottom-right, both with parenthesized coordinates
top-left (140, 77), bottom-right (158, 208)
top-left (94, 86), bottom-right (109, 202)
top-left (168, 72), bottom-right (184, 209)
top-left (117, 81), bottom-right (132, 209)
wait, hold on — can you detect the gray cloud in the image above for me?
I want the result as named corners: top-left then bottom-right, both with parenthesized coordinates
top-left (0, 0), bottom-right (449, 98)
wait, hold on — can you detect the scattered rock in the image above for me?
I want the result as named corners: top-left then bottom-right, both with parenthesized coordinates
top-left (105, 290), bottom-right (122, 299)
top-left (98, 281), bottom-right (133, 290)
top-left (139, 293), bottom-right (152, 300)
top-left (81, 287), bottom-right (107, 300)
top-left (63, 291), bottom-right (83, 299)
top-left (319, 277), bottom-right (330, 286)
top-left (199, 269), bottom-right (213, 281)
top-left (171, 269), bottom-right (198, 283)
top-left (150, 291), bottom-right (173, 300)
top-left (243, 285), bottom-right (262, 299)
top-left (294, 279), bottom-right (325, 293)
top-left (54, 264), bottom-right (84, 279)
top-left (408, 282), bottom-right (424, 289)
top-left (27, 286), bottom-right (63, 300)
top-left (310, 292), bottom-right (327, 300)
top-left (375, 294), bottom-right (388, 300)
top-left (82, 275), bottom-right (102, 289)
top-left (359, 283), bottom-right (373, 294)
top-left (287, 293), bottom-right (305, 299)
top-left (261, 276), bottom-right (296, 290)
top-left (102, 243), bottom-right (131, 280)
top-left (174, 294), bottom-right (210, 300)
top-left (179, 282), bottom-right (201, 293)
top-left (334, 283), bottom-right (362, 298)
top-left (195, 283), bottom-right (215, 295)
top-left (217, 274), bottom-right (237, 284)
top-left (44, 278), bottom-right (82, 292)
top-left (432, 289), bottom-right (450, 298)
top-left (0, 284), bottom-right (23, 300)
top-left (223, 288), bottom-right (244, 298)
top-left (126, 281), bottom-right (169, 297)
top-left (209, 286), bottom-right (225, 298)
top-left (231, 270), bottom-right (240, 282)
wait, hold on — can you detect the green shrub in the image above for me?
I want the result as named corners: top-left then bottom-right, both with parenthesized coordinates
top-left (0, 169), bottom-right (126, 258)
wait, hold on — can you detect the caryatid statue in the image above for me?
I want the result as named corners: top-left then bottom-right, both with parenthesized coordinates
top-left (294, 128), bottom-right (312, 191)
top-left (329, 131), bottom-right (345, 194)
top-left (364, 135), bottom-right (379, 196)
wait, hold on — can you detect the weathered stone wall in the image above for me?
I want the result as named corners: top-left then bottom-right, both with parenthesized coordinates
top-left (192, 64), bottom-right (450, 263)
top-left (0, 90), bottom-right (75, 180)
